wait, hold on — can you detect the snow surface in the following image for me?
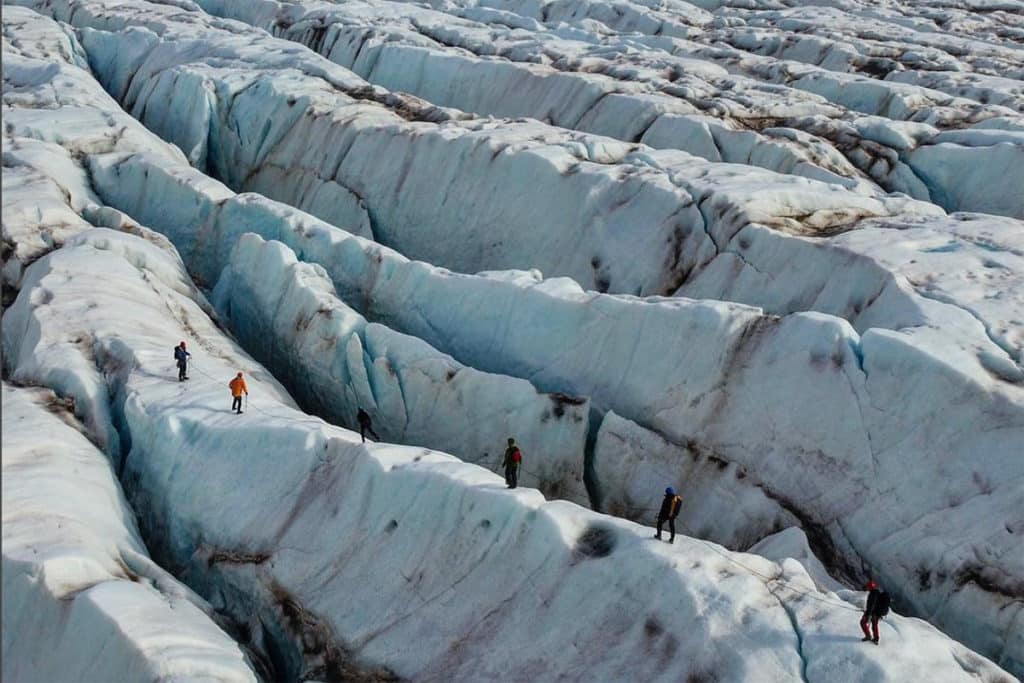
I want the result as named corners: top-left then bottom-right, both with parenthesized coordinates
top-left (2, 383), bottom-right (257, 681)
top-left (2, 1), bottom-right (1023, 679)
top-left (3, 226), bottom-right (1016, 682)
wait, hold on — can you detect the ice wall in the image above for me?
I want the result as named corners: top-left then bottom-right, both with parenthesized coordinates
top-left (1, 383), bottom-right (257, 682)
top-left (214, 233), bottom-right (590, 503)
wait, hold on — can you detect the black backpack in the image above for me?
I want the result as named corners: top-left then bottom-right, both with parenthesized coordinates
top-left (875, 590), bottom-right (891, 616)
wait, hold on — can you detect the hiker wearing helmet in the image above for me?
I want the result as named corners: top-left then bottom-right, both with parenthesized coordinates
top-left (174, 341), bottom-right (191, 381)
top-left (356, 407), bottom-right (379, 443)
top-left (655, 487), bottom-right (682, 543)
top-left (502, 438), bottom-right (522, 489)
top-left (228, 372), bottom-right (248, 414)
top-left (860, 580), bottom-right (891, 644)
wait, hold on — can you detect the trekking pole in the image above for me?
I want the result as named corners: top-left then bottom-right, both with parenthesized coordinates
top-left (245, 393), bottom-right (248, 412)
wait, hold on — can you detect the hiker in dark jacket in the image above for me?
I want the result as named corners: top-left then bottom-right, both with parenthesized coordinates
top-left (174, 341), bottom-right (191, 381)
top-left (357, 408), bottom-right (379, 443)
top-left (502, 438), bottom-right (522, 489)
top-left (655, 487), bottom-right (682, 543)
top-left (860, 580), bottom-right (890, 644)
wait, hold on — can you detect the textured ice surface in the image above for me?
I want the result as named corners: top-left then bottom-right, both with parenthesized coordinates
top-left (3, 1), bottom-right (1023, 678)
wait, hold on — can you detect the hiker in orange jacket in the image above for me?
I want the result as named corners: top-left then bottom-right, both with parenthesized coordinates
top-left (228, 372), bottom-right (248, 414)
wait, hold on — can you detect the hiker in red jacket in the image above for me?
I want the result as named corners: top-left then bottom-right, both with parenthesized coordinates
top-left (655, 487), bottom-right (682, 543)
top-left (503, 438), bottom-right (522, 489)
top-left (860, 580), bottom-right (891, 644)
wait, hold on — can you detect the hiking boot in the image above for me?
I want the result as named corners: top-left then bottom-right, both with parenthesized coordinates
top-left (872, 638), bottom-right (879, 645)
top-left (861, 637), bottom-right (873, 642)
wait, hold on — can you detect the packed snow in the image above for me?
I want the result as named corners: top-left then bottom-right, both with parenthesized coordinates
top-left (2, 0), bottom-right (1022, 680)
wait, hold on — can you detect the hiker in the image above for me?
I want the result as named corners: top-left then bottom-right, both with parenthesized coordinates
top-left (357, 408), bottom-right (379, 443)
top-left (502, 437), bottom-right (522, 489)
top-left (228, 372), bottom-right (248, 414)
top-left (655, 487), bottom-right (682, 543)
top-left (174, 341), bottom-right (191, 381)
top-left (860, 580), bottom-right (890, 644)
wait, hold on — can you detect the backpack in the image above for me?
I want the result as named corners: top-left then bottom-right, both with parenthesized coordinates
top-left (511, 447), bottom-right (521, 463)
top-left (670, 495), bottom-right (682, 518)
top-left (875, 590), bottom-right (891, 617)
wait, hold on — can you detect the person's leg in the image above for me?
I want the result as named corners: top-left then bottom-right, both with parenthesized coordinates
top-left (178, 363), bottom-right (185, 381)
top-left (233, 396), bottom-right (242, 413)
top-left (360, 424), bottom-right (366, 443)
top-left (860, 614), bottom-right (872, 640)
top-left (655, 518), bottom-right (664, 539)
top-left (668, 518), bottom-right (676, 543)
top-left (510, 466), bottom-right (518, 489)
top-left (871, 616), bottom-right (880, 643)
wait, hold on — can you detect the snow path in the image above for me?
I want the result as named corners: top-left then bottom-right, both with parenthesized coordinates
top-left (2, 383), bottom-right (258, 681)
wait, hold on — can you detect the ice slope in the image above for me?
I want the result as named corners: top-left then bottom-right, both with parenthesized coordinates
top-left (3, 227), bottom-right (1015, 683)
top-left (91, 150), bottom-right (1024, 673)
top-left (213, 233), bottom-right (590, 503)
top-left (23, 0), bottom-right (967, 301)
top-left (1, 383), bottom-right (257, 682)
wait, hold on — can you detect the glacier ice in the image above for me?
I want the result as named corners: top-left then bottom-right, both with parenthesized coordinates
top-left (3, 1), bottom-right (1023, 678)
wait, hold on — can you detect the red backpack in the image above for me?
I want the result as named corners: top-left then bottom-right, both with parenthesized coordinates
top-left (511, 447), bottom-right (522, 463)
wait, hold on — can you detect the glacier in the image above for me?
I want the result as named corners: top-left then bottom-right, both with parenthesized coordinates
top-left (2, 0), bottom-right (1023, 680)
